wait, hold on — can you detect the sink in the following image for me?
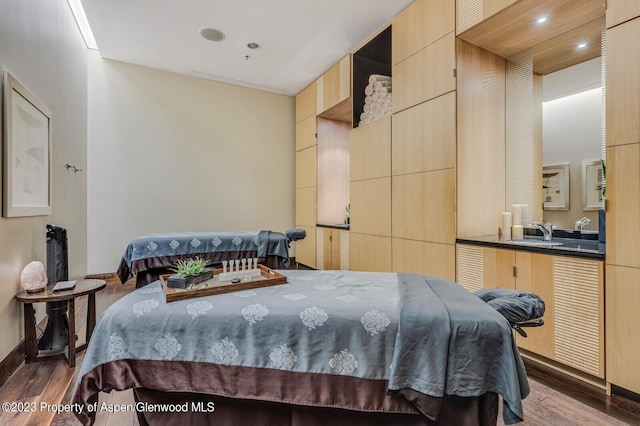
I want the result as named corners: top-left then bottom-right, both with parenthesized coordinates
top-left (510, 239), bottom-right (563, 246)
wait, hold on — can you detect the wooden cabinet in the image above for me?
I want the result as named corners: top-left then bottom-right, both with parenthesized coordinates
top-left (317, 55), bottom-right (351, 116)
top-left (296, 82), bottom-right (317, 123)
top-left (295, 84), bottom-right (318, 269)
top-left (295, 225), bottom-right (317, 269)
top-left (606, 19), bottom-right (640, 147)
top-left (392, 32), bottom-right (456, 113)
top-left (296, 115), bottom-right (317, 151)
top-left (456, 244), bottom-right (604, 379)
top-left (350, 115), bottom-right (391, 181)
top-left (392, 0), bottom-right (455, 66)
top-left (317, 228), bottom-right (349, 270)
top-left (392, 92), bottom-right (456, 176)
top-left (604, 14), bottom-right (640, 395)
top-left (392, 239), bottom-right (455, 281)
top-left (606, 265), bottom-right (640, 394)
top-left (295, 146), bottom-right (316, 189)
top-left (350, 178), bottom-right (391, 237)
top-left (457, 245), bottom-right (515, 292)
top-left (607, 0), bottom-right (640, 28)
top-left (392, 169), bottom-right (456, 244)
top-left (349, 233), bottom-right (392, 272)
top-left (605, 144), bottom-right (640, 268)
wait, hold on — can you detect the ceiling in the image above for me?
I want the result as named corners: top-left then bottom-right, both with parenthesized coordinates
top-left (81, 0), bottom-right (414, 96)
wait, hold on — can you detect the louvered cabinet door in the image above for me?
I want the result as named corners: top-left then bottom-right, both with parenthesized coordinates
top-left (456, 245), bottom-right (514, 293)
top-left (552, 256), bottom-right (604, 378)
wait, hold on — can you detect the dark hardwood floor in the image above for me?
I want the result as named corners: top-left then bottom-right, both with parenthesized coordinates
top-left (1, 273), bottom-right (639, 425)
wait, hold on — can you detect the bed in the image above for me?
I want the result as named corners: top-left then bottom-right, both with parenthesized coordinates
top-left (116, 230), bottom-right (292, 287)
top-left (73, 270), bottom-right (529, 425)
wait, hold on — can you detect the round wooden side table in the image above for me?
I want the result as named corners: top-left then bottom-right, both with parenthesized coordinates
top-left (15, 279), bottom-right (106, 368)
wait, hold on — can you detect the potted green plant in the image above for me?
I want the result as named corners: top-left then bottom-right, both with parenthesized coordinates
top-left (167, 257), bottom-right (213, 289)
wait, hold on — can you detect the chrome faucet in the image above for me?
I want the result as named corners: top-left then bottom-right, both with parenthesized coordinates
top-left (531, 219), bottom-right (554, 241)
top-left (575, 217), bottom-right (591, 231)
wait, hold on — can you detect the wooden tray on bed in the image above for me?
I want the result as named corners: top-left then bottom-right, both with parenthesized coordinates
top-left (160, 264), bottom-right (287, 303)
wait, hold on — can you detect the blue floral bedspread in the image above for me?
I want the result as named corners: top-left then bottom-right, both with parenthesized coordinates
top-left (78, 270), bottom-right (528, 424)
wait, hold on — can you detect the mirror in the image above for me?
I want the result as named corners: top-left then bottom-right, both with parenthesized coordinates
top-left (506, 18), bottom-right (605, 231)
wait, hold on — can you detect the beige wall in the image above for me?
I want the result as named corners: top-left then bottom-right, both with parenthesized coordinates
top-left (0, 0), bottom-right (88, 360)
top-left (87, 55), bottom-right (295, 274)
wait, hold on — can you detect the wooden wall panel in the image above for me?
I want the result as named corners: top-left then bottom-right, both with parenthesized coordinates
top-left (295, 187), bottom-right (316, 227)
top-left (295, 146), bottom-right (317, 189)
top-left (605, 144), bottom-right (640, 268)
top-left (349, 233), bottom-right (392, 272)
top-left (606, 20), bottom-right (640, 147)
top-left (296, 82), bottom-right (317, 123)
top-left (350, 116), bottom-right (391, 181)
top-left (392, 239), bottom-right (455, 281)
top-left (392, 0), bottom-right (455, 65)
top-left (392, 92), bottom-right (456, 175)
top-left (296, 115), bottom-right (317, 152)
top-left (514, 252), bottom-right (555, 360)
top-left (350, 178), bottom-right (392, 236)
top-left (606, 265), bottom-right (640, 394)
top-left (392, 32), bottom-right (456, 113)
top-left (607, 0), bottom-right (640, 28)
top-left (294, 225), bottom-right (316, 269)
top-left (392, 169), bottom-right (456, 244)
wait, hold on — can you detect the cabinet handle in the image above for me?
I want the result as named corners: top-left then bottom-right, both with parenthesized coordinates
top-left (513, 266), bottom-right (517, 278)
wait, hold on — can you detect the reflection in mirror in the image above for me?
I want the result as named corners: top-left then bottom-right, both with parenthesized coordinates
top-left (505, 18), bottom-right (605, 231)
top-left (542, 58), bottom-right (602, 230)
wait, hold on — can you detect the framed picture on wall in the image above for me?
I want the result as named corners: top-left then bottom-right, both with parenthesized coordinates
top-left (2, 71), bottom-right (52, 217)
top-left (582, 160), bottom-right (604, 211)
top-left (542, 164), bottom-right (569, 211)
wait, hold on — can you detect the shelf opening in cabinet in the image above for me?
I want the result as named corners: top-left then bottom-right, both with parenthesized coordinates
top-left (352, 26), bottom-right (392, 128)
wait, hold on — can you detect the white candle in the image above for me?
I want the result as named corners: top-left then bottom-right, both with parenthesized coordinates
top-left (512, 204), bottom-right (523, 226)
top-left (512, 225), bottom-right (524, 240)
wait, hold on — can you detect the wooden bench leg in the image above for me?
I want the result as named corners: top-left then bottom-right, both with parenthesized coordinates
top-left (67, 299), bottom-right (76, 368)
top-left (23, 303), bottom-right (37, 363)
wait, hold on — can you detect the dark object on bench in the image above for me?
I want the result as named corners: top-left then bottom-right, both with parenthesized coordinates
top-left (474, 288), bottom-right (545, 338)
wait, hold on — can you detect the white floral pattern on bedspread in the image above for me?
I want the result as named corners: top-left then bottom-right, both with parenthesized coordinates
top-left (80, 270), bottom-right (399, 381)
top-left (78, 269), bottom-right (529, 425)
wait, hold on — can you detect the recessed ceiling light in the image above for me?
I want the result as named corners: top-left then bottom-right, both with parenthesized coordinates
top-left (200, 28), bottom-right (225, 42)
top-left (247, 42), bottom-right (260, 49)
top-left (577, 42), bottom-right (588, 49)
top-left (536, 16), bottom-right (548, 24)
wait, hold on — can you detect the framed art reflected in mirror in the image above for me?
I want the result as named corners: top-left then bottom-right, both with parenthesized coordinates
top-left (543, 163), bottom-right (569, 211)
top-left (582, 159), bottom-right (604, 211)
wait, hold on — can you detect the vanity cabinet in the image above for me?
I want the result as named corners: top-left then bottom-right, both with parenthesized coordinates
top-left (457, 244), bottom-right (604, 379)
top-left (317, 227), bottom-right (349, 270)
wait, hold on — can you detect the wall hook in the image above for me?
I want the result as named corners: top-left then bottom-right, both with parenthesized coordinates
top-left (66, 163), bottom-right (83, 173)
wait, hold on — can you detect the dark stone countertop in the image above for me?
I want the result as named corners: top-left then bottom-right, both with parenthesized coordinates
top-left (457, 232), bottom-right (605, 260)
